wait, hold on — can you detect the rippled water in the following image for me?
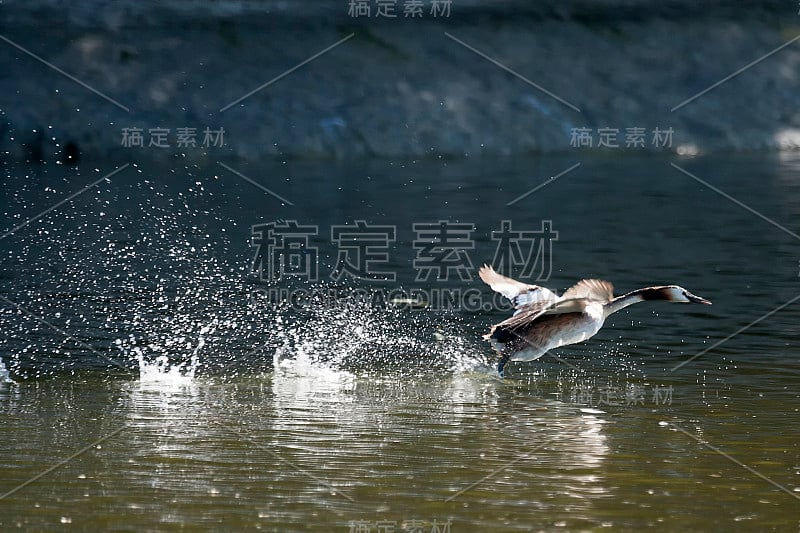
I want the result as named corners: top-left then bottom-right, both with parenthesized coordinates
top-left (1, 153), bottom-right (799, 531)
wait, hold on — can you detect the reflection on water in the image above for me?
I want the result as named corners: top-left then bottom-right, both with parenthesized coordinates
top-left (0, 352), bottom-right (798, 530)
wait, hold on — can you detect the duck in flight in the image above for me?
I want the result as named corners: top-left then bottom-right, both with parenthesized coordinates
top-left (479, 265), bottom-right (712, 376)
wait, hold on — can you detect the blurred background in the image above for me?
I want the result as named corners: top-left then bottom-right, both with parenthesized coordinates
top-left (2, 0), bottom-right (799, 161)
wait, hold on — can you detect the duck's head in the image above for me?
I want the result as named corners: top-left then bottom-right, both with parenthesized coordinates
top-left (660, 285), bottom-right (712, 305)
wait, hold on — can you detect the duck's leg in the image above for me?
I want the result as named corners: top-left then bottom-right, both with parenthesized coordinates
top-left (496, 353), bottom-right (511, 377)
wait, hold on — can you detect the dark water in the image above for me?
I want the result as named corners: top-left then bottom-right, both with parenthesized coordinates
top-left (1, 153), bottom-right (799, 531)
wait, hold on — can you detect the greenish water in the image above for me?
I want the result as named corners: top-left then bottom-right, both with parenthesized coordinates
top-left (1, 154), bottom-right (799, 531)
top-left (1, 370), bottom-right (798, 531)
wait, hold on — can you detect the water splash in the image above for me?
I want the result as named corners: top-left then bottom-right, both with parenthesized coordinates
top-left (0, 163), bottom-right (272, 378)
top-left (132, 332), bottom-right (206, 384)
top-left (268, 293), bottom-right (490, 377)
top-left (0, 356), bottom-right (14, 384)
top-left (0, 162), bottom-right (491, 379)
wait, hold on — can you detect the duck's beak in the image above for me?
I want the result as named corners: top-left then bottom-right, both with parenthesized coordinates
top-left (686, 291), bottom-right (712, 305)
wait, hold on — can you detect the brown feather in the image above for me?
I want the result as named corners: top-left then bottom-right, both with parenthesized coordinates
top-left (561, 279), bottom-right (614, 302)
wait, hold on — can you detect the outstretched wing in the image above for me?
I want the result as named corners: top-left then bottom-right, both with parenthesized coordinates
top-left (489, 297), bottom-right (592, 333)
top-left (484, 300), bottom-right (550, 340)
top-left (560, 279), bottom-right (614, 303)
top-left (478, 265), bottom-right (558, 310)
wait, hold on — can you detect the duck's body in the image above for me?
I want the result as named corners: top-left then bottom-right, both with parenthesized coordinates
top-left (479, 266), bottom-right (711, 375)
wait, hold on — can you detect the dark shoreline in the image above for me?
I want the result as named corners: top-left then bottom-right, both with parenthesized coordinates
top-left (2, 0), bottom-right (799, 162)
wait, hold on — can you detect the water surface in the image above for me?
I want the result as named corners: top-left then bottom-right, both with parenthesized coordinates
top-left (1, 153), bottom-right (799, 531)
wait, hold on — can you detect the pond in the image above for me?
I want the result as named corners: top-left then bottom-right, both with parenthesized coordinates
top-left (1, 153), bottom-right (799, 531)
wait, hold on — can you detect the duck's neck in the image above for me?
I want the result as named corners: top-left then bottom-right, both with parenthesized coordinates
top-left (603, 287), bottom-right (668, 318)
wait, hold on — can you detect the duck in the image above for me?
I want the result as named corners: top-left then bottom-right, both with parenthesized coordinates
top-left (478, 265), bottom-right (711, 376)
